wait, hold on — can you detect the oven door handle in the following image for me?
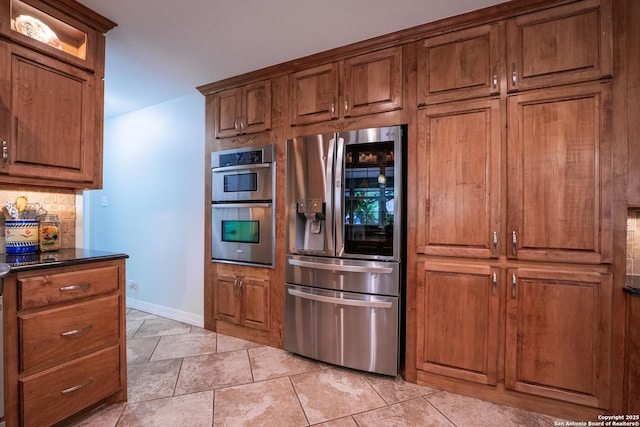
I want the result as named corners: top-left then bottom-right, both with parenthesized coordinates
top-left (288, 258), bottom-right (392, 274)
top-left (287, 288), bottom-right (393, 308)
top-left (212, 203), bottom-right (272, 209)
top-left (212, 163), bottom-right (270, 173)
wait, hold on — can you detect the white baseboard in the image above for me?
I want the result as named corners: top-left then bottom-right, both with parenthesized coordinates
top-left (126, 298), bottom-right (204, 328)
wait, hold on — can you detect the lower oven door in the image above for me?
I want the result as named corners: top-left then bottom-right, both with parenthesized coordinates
top-left (284, 283), bottom-right (399, 376)
top-left (212, 202), bottom-right (273, 266)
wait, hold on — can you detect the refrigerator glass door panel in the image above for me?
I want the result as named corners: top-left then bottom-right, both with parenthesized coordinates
top-left (285, 254), bottom-right (399, 296)
top-left (337, 126), bottom-right (403, 261)
top-left (212, 203), bottom-right (273, 266)
top-left (284, 284), bottom-right (399, 376)
top-left (286, 134), bottom-right (335, 257)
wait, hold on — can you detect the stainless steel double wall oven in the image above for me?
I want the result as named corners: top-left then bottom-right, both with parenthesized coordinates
top-left (285, 125), bottom-right (406, 376)
top-left (211, 145), bottom-right (275, 267)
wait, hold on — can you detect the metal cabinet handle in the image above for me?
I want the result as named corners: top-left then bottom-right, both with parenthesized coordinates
top-left (2, 141), bottom-right (7, 165)
top-left (239, 115), bottom-right (246, 133)
top-left (330, 98), bottom-right (335, 114)
top-left (59, 283), bottom-right (91, 292)
top-left (492, 231), bottom-right (498, 255)
top-left (344, 95), bottom-right (349, 114)
top-left (61, 325), bottom-right (93, 337)
top-left (511, 273), bottom-right (517, 298)
top-left (492, 66), bottom-right (498, 89)
top-left (492, 272), bottom-right (497, 295)
top-left (511, 231), bottom-right (517, 256)
top-left (511, 63), bottom-right (517, 86)
top-left (61, 378), bottom-right (93, 394)
top-left (234, 117), bottom-right (239, 133)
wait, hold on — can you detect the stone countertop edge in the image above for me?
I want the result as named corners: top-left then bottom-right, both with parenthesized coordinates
top-left (625, 275), bottom-right (640, 296)
top-left (1, 248), bottom-right (128, 273)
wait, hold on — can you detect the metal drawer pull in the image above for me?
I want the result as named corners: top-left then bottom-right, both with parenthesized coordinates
top-left (288, 259), bottom-right (392, 274)
top-left (61, 325), bottom-right (93, 337)
top-left (492, 272), bottom-right (497, 295)
top-left (59, 283), bottom-right (91, 292)
top-left (511, 273), bottom-right (517, 298)
top-left (288, 288), bottom-right (393, 309)
top-left (61, 378), bottom-right (93, 394)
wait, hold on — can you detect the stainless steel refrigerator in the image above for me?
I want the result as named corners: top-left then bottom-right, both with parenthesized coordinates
top-left (285, 125), bottom-right (405, 376)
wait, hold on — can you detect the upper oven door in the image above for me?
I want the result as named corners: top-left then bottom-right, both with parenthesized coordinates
top-left (212, 163), bottom-right (273, 202)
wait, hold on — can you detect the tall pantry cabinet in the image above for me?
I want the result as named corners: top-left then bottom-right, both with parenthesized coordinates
top-left (412, 0), bottom-right (614, 413)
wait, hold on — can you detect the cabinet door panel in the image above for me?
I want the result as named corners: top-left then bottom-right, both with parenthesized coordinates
top-left (417, 98), bottom-right (501, 258)
top-left (242, 80), bottom-right (271, 134)
top-left (1, 43), bottom-right (95, 183)
top-left (418, 24), bottom-right (500, 105)
top-left (506, 0), bottom-right (612, 91)
top-left (507, 83), bottom-right (612, 263)
top-left (290, 62), bottom-right (339, 125)
top-left (505, 268), bottom-right (611, 408)
top-left (215, 274), bottom-right (241, 324)
top-left (216, 87), bottom-right (242, 138)
top-left (343, 46), bottom-right (402, 117)
top-left (416, 262), bottom-right (499, 385)
top-left (241, 277), bottom-right (269, 330)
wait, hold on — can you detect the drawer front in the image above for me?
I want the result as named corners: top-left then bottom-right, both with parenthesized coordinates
top-left (20, 345), bottom-right (121, 427)
top-left (19, 265), bottom-right (119, 309)
top-left (20, 294), bottom-right (119, 373)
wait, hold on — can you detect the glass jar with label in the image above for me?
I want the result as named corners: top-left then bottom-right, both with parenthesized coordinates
top-left (38, 214), bottom-right (61, 251)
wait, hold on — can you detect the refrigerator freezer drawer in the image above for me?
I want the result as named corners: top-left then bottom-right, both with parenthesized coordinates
top-left (286, 254), bottom-right (400, 296)
top-left (284, 284), bottom-right (399, 376)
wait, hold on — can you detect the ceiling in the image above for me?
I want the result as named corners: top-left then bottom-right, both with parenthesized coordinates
top-left (76, 0), bottom-right (508, 118)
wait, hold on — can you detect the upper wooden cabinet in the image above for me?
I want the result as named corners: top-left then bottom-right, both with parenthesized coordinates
top-left (215, 80), bottom-right (271, 139)
top-left (0, 40), bottom-right (97, 184)
top-left (507, 82), bottom-right (612, 264)
top-left (0, 0), bottom-right (115, 189)
top-left (290, 46), bottom-right (403, 126)
top-left (417, 24), bottom-right (501, 105)
top-left (416, 98), bottom-right (501, 259)
top-left (506, 0), bottom-right (612, 92)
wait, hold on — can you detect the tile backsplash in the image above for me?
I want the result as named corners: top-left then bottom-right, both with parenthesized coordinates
top-left (0, 187), bottom-right (77, 249)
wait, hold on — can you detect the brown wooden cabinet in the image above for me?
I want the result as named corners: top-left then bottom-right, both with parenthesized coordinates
top-left (416, 98), bottom-right (501, 259)
top-left (215, 80), bottom-right (272, 138)
top-left (417, 23), bottom-right (501, 105)
top-left (290, 46), bottom-right (402, 126)
top-left (416, 261), bottom-right (500, 385)
top-left (0, 0), bottom-right (115, 189)
top-left (214, 269), bottom-right (270, 332)
top-left (506, 0), bottom-right (612, 92)
top-left (505, 267), bottom-right (612, 408)
top-left (3, 258), bottom-right (127, 426)
top-left (507, 82), bottom-right (613, 264)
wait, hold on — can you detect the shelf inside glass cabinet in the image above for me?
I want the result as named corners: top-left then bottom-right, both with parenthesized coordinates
top-left (10, 0), bottom-right (87, 60)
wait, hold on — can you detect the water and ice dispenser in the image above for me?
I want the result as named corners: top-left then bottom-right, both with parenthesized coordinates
top-left (296, 198), bottom-right (325, 252)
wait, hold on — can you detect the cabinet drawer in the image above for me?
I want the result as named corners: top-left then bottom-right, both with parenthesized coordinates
top-left (20, 294), bottom-right (119, 372)
top-left (19, 265), bottom-right (119, 309)
top-left (20, 345), bottom-right (121, 427)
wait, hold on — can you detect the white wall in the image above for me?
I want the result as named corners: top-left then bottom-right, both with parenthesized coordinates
top-left (84, 92), bottom-right (205, 326)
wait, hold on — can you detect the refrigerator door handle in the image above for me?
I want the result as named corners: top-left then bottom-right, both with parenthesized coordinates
top-left (288, 258), bottom-right (393, 274)
top-left (326, 136), bottom-right (336, 254)
top-left (334, 135), bottom-right (345, 255)
top-left (287, 288), bottom-right (393, 309)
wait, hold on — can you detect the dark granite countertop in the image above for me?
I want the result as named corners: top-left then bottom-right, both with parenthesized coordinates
top-left (625, 275), bottom-right (640, 296)
top-left (0, 248), bottom-right (128, 273)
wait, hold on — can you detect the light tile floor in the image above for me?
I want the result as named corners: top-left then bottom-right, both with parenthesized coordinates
top-left (70, 308), bottom-right (563, 426)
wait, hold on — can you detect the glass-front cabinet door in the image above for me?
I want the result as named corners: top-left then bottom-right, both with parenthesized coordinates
top-left (343, 141), bottom-right (396, 257)
top-left (2, 0), bottom-right (96, 70)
